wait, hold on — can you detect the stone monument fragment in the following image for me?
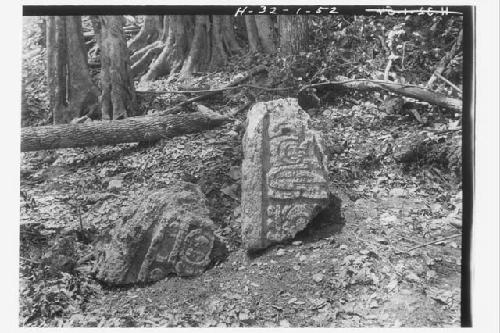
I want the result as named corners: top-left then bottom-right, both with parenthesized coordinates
top-left (241, 98), bottom-right (336, 250)
top-left (93, 181), bottom-right (227, 285)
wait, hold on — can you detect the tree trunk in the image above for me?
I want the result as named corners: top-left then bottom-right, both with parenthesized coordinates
top-left (127, 15), bottom-right (163, 53)
top-left (209, 16), bottom-right (228, 70)
top-left (278, 16), bottom-right (309, 54)
top-left (46, 16), bottom-right (57, 115)
top-left (244, 16), bottom-right (260, 52)
top-left (137, 15), bottom-right (237, 82)
top-left (254, 16), bottom-right (276, 53)
top-left (47, 16), bottom-right (99, 124)
top-left (180, 15), bottom-right (211, 79)
top-left (21, 111), bottom-right (229, 152)
top-left (220, 16), bottom-right (242, 55)
top-left (99, 16), bottom-right (137, 120)
top-left (141, 16), bottom-right (193, 82)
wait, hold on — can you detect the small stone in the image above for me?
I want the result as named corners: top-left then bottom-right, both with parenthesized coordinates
top-left (313, 273), bottom-right (324, 283)
top-left (380, 213), bottom-right (398, 225)
top-left (227, 130), bottom-right (239, 138)
top-left (426, 270), bottom-right (437, 280)
top-left (387, 279), bottom-right (399, 290)
top-left (405, 272), bottom-right (421, 283)
top-left (430, 203), bottom-right (442, 213)
top-left (376, 237), bottom-right (389, 245)
top-left (228, 166), bottom-right (242, 180)
top-left (293, 265), bottom-right (300, 271)
top-left (292, 241), bottom-right (303, 246)
top-left (100, 168), bottom-right (112, 178)
top-left (279, 319), bottom-right (291, 327)
top-left (238, 312), bottom-right (249, 321)
top-left (339, 244), bottom-right (348, 250)
top-left (276, 249), bottom-right (286, 256)
top-left (299, 255), bottom-right (307, 262)
top-left (389, 188), bottom-right (407, 197)
top-left (369, 300), bottom-right (379, 308)
top-left (107, 179), bottom-right (123, 191)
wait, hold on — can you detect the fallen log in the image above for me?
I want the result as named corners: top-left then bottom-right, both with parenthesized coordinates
top-left (21, 110), bottom-right (229, 152)
top-left (307, 78), bottom-right (462, 113)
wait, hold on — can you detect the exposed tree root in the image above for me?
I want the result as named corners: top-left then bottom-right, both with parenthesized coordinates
top-left (130, 41), bottom-right (165, 78)
top-left (127, 15), bottom-right (163, 53)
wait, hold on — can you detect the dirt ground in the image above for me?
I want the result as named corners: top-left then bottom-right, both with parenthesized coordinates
top-left (20, 97), bottom-right (463, 327)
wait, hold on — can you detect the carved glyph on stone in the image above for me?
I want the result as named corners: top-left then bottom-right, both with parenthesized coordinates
top-left (93, 181), bottom-right (227, 285)
top-left (241, 98), bottom-right (334, 250)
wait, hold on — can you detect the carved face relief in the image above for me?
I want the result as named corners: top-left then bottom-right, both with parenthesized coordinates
top-left (181, 229), bottom-right (214, 266)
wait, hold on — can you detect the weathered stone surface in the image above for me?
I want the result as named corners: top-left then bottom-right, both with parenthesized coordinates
top-left (241, 98), bottom-right (335, 250)
top-left (93, 181), bottom-right (227, 285)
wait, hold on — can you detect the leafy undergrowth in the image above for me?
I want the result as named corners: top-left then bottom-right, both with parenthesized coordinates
top-left (20, 15), bottom-right (463, 327)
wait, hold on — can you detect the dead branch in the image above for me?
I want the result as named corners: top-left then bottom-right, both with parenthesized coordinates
top-left (433, 72), bottom-right (463, 94)
top-left (426, 29), bottom-right (463, 88)
top-left (406, 234), bottom-right (461, 253)
top-left (137, 84), bottom-right (291, 95)
top-left (159, 66), bottom-right (269, 115)
top-left (306, 78), bottom-right (462, 113)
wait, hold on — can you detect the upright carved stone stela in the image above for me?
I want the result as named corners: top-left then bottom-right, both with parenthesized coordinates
top-left (242, 98), bottom-right (331, 250)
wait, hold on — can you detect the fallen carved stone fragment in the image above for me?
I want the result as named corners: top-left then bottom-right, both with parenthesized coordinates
top-left (241, 98), bottom-right (338, 251)
top-left (93, 181), bottom-right (227, 285)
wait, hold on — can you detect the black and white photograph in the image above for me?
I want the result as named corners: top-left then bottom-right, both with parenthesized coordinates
top-left (7, 2), bottom-right (496, 330)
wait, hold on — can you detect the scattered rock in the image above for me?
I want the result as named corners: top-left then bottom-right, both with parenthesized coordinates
top-left (387, 279), bottom-right (399, 290)
top-left (276, 249), bottom-right (286, 256)
top-left (228, 166), bottom-right (241, 180)
top-left (339, 244), bottom-right (348, 250)
top-left (220, 183), bottom-right (239, 200)
top-left (380, 213), bottom-right (398, 225)
top-left (279, 319), bottom-right (291, 327)
top-left (389, 187), bottom-right (407, 197)
top-left (405, 272), bottom-right (421, 283)
top-left (93, 181), bottom-right (228, 285)
top-left (312, 273), bottom-right (324, 283)
top-left (376, 237), bottom-right (389, 245)
top-left (292, 241), bottom-right (303, 246)
top-left (107, 179), bottom-right (123, 191)
top-left (241, 98), bottom-right (338, 251)
top-left (430, 203), bottom-right (442, 213)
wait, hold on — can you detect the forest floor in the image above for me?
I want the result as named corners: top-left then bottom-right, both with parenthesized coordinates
top-left (20, 73), bottom-right (463, 327)
top-left (20, 16), bottom-right (463, 328)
